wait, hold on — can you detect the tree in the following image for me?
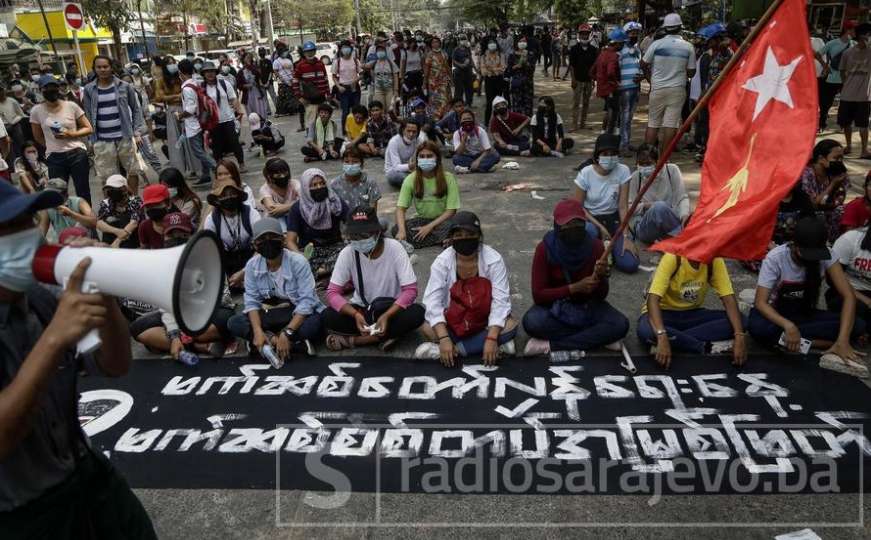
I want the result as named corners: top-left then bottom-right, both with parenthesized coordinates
top-left (358, 0), bottom-right (391, 34)
top-left (82, 0), bottom-right (136, 60)
top-left (273, 0), bottom-right (353, 39)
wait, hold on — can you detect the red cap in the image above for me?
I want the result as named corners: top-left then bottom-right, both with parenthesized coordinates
top-left (162, 211), bottom-right (193, 235)
top-left (578, 24), bottom-right (592, 32)
top-left (845, 20), bottom-right (859, 30)
top-left (58, 226), bottom-right (88, 245)
top-left (553, 199), bottom-right (587, 226)
top-left (142, 184), bottom-right (170, 206)
top-left (32, 244), bottom-right (63, 285)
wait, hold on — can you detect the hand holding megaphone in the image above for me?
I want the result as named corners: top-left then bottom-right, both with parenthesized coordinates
top-left (46, 257), bottom-right (112, 350)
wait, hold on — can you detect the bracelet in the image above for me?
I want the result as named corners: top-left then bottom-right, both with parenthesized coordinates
top-left (734, 332), bottom-right (747, 337)
top-left (438, 336), bottom-right (451, 342)
top-left (485, 336), bottom-right (498, 343)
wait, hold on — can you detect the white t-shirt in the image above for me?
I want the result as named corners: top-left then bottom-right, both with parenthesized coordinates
top-left (181, 79), bottom-right (202, 137)
top-left (757, 244), bottom-right (835, 305)
top-left (530, 112), bottom-right (564, 129)
top-left (203, 205), bottom-right (262, 251)
top-left (333, 56), bottom-right (360, 86)
top-left (811, 36), bottom-right (826, 78)
top-left (204, 80), bottom-right (237, 124)
top-left (330, 238), bottom-right (417, 307)
top-left (452, 125), bottom-right (491, 156)
top-left (832, 228), bottom-right (871, 291)
top-left (29, 101), bottom-right (88, 156)
top-left (574, 163), bottom-right (632, 216)
top-left (642, 35), bottom-right (696, 90)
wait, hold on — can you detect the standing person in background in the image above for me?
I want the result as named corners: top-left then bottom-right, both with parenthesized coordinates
top-left (0, 86), bottom-right (26, 163)
top-left (293, 42), bottom-right (331, 127)
top-left (424, 36), bottom-right (452, 118)
top-left (568, 24), bottom-right (599, 132)
top-left (837, 23), bottom-right (871, 158)
top-left (241, 53), bottom-right (270, 125)
top-left (400, 37), bottom-right (425, 107)
top-left (817, 22), bottom-right (855, 133)
top-left (177, 59), bottom-right (216, 187)
top-left (273, 44), bottom-right (299, 117)
top-left (153, 56), bottom-right (197, 178)
top-left (507, 37), bottom-right (535, 116)
top-left (83, 55), bottom-right (147, 193)
top-left (202, 62), bottom-right (245, 171)
top-left (29, 75), bottom-right (93, 204)
top-left (497, 26), bottom-right (514, 64)
top-left (618, 22), bottom-right (643, 154)
top-left (591, 30), bottom-right (622, 136)
top-left (479, 39), bottom-right (506, 126)
top-left (257, 47), bottom-right (277, 115)
top-left (369, 43), bottom-right (400, 114)
top-left (541, 29), bottom-right (553, 75)
top-left (333, 40), bottom-right (362, 132)
top-left (452, 37), bottom-right (475, 107)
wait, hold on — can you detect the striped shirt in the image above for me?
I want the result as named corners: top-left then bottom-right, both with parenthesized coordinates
top-left (95, 85), bottom-right (122, 141)
top-left (642, 35), bottom-right (696, 90)
top-left (618, 45), bottom-right (641, 90)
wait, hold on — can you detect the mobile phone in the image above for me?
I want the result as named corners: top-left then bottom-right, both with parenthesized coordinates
top-left (778, 332), bottom-right (812, 354)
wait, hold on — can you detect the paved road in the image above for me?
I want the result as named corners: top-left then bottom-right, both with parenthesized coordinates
top-left (87, 73), bottom-right (871, 538)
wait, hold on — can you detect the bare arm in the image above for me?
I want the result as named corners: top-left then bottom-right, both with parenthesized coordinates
top-left (285, 230), bottom-right (301, 252)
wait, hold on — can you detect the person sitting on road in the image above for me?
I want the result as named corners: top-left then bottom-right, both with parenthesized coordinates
top-left (344, 104), bottom-right (371, 156)
top-left (362, 100), bottom-right (396, 158)
top-left (302, 103), bottom-right (342, 162)
top-left (530, 96), bottom-right (574, 157)
top-left (96, 174), bottom-right (142, 249)
top-left (330, 146), bottom-right (382, 213)
top-left (394, 141), bottom-right (460, 249)
top-left (748, 217), bottom-right (865, 362)
top-left (158, 167), bottom-right (203, 229)
top-left (249, 112), bottom-right (285, 156)
top-left (227, 216), bottom-right (324, 365)
top-left (285, 167), bottom-right (346, 279)
top-left (37, 177), bottom-right (96, 242)
top-left (840, 172), bottom-right (871, 234)
top-left (417, 211), bottom-right (518, 365)
top-left (522, 199), bottom-right (630, 356)
top-left (137, 184), bottom-right (180, 249)
top-left (385, 120), bottom-right (419, 188)
top-left (323, 206), bottom-right (425, 352)
top-left (131, 212), bottom-right (237, 362)
top-left (451, 110), bottom-right (501, 174)
top-left (828, 222), bottom-right (871, 336)
top-left (257, 157), bottom-right (299, 225)
top-left (799, 139), bottom-right (846, 243)
top-left (488, 96), bottom-right (531, 157)
top-left (626, 143), bottom-right (690, 245)
top-left (435, 98), bottom-right (465, 153)
top-left (637, 251), bottom-right (747, 369)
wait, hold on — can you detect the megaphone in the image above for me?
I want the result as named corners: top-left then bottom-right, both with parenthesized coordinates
top-left (33, 231), bottom-right (224, 355)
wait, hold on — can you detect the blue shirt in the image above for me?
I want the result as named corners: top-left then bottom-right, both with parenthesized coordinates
top-left (436, 110), bottom-right (461, 133)
top-left (242, 249), bottom-right (324, 315)
top-left (618, 45), bottom-right (642, 90)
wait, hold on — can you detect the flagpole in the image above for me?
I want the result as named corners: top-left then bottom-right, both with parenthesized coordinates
top-left (599, 0), bottom-right (788, 265)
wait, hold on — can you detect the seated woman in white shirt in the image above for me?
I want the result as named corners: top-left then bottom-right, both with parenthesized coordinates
top-left (451, 110), bottom-right (500, 174)
top-left (257, 157), bottom-right (299, 223)
top-left (626, 144), bottom-right (690, 245)
top-left (416, 211), bottom-right (518, 366)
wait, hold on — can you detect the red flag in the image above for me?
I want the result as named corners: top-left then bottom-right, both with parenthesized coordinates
top-left (651, 0), bottom-right (818, 263)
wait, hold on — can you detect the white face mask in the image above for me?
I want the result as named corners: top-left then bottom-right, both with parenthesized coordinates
top-left (638, 165), bottom-right (655, 177)
top-left (488, 43), bottom-right (498, 52)
top-left (518, 42), bottom-right (527, 50)
top-left (0, 228), bottom-right (42, 292)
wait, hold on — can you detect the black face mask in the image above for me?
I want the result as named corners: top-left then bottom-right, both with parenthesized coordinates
top-left (310, 187), bottom-right (329, 203)
top-left (272, 175), bottom-right (290, 189)
top-left (146, 207), bottom-right (168, 222)
top-left (257, 238), bottom-right (284, 260)
top-left (164, 236), bottom-right (189, 248)
top-left (107, 189), bottom-right (126, 203)
top-left (452, 237), bottom-right (479, 256)
top-left (826, 162), bottom-right (843, 176)
top-left (495, 108), bottom-right (508, 116)
top-left (558, 226), bottom-right (587, 246)
top-left (42, 88), bottom-right (60, 102)
top-left (218, 197), bottom-right (241, 211)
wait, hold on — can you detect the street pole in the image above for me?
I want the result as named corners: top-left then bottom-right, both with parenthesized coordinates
top-left (353, 0), bottom-right (362, 37)
top-left (72, 30), bottom-right (85, 74)
top-left (391, 0), bottom-right (397, 32)
top-left (137, 0), bottom-right (150, 60)
top-left (36, 0), bottom-right (66, 74)
top-left (264, 0), bottom-right (275, 46)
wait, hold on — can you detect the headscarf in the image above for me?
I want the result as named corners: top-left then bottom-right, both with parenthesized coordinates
top-left (299, 168), bottom-right (343, 230)
top-left (542, 223), bottom-right (593, 273)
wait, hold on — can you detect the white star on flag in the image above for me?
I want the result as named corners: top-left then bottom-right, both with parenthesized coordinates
top-left (742, 46), bottom-right (804, 121)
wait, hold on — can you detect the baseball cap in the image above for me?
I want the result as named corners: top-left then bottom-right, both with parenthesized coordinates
top-left (793, 217), bottom-right (830, 261)
top-left (623, 21), bottom-right (642, 32)
top-left (578, 24), bottom-right (592, 32)
top-left (37, 74), bottom-right (60, 88)
top-left (663, 13), bottom-right (683, 28)
top-left (448, 211), bottom-right (482, 235)
top-left (411, 97), bottom-right (426, 109)
top-left (345, 205), bottom-right (381, 236)
top-left (553, 199), bottom-right (587, 226)
top-left (595, 133), bottom-right (621, 155)
top-left (44, 178), bottom-right (68, 193)
top-left (105, 174), bottom-right (128, 189)
top-left (142, 184), bottom-right (170, 205)
top-left (302, 41), bottom-right (316, 51)
top-left (200, 61), bottom-right (218, 72)
top-left (252, 216), bottom-right (283, 240)
top-left (0, 178), bottom-right (62, 224)
top-left (609, 28), bottom-right (628, 42)
top-left (162, 212), bottom-right (193, 235)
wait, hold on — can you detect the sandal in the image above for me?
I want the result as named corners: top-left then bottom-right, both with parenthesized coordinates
top-left (326, 334), bottom-right (355, 351)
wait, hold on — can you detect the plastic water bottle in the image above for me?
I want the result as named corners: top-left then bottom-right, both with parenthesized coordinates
top-left (50, 120), bottom-right (63, 135)
top-left (260, 344), bottom-right (284, 369)
top-left (178, 350), bottom-right (200, 367)
top-left (549, 350), bottom-right (585, 362)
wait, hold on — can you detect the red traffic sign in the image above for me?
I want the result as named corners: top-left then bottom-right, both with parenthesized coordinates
top-left (63, 3), bottom-right (85, 31)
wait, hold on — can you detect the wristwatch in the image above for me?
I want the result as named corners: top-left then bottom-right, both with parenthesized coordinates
top-left (655, 329), bottom-right (667, 336)
top-left (283, 327), bottom-right (297, 339)
top-left (167, 329), bottom-right (182, 341)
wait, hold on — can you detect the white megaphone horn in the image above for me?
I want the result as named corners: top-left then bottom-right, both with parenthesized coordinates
top-left (32, 231), bottom-right (224, 355)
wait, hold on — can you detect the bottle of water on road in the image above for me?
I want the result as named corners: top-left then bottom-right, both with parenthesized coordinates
top-left (549, 350), bottom-right (585, 362)
top-left (178, 350), bottom-right (200, 366)
top-left (260, 344), bottom-right (284, 369)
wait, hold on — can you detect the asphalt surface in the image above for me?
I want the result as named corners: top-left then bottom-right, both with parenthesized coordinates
top-left (91, 73), bottom-right (871, 538)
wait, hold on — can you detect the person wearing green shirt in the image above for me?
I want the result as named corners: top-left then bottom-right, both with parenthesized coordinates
top-left (394, 141), bottom-right (460, 249)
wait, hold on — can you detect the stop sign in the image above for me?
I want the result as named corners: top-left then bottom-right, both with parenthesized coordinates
top-left (63, 3), bottom-right (84, 31)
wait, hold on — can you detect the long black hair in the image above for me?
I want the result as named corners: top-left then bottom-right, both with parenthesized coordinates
top-left (810, 139), bottom-right (842, 166)
top-left (18, 140), bottom-right (42, 181)
top-left (159, 167), bottom-right (202, 219)
top-left (534, 96), bottom-right (558, 142)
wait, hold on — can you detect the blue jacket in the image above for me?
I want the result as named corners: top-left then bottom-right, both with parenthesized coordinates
top-left (242, 249), bottom-right (324, 316)
top-left (82, 76), bottom-right (145, 143)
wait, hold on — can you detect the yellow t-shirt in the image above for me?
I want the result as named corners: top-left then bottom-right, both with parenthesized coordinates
top-left (642, 254), bottom-right (734, 313)
top-left (345, 115), bottom-right (367, 140)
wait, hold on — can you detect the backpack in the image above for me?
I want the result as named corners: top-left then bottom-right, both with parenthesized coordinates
top-left (444, 276), bottom-right (492, 338)
top-left (187, 81), bottom-right (220, 132)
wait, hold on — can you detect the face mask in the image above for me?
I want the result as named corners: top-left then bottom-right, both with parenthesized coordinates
top-left (194, 63), bottom-right (202, 71)
top-left (570, 40), bottom-right (578, 47)
top-left (281, 51), bottom-right (289, 58)
top-left (452, 237), bottom-right (479, 256)
top-left (310, 187), bottom-right (329, 202)
top-left (638, 165), bottom-right (655, 177)
top-left (257, 238), bottom-right (284, 260)
top-left (343, 163), bottom-right (361, 176)
top-left (488, 43), bottom-right (498, 51)
top-left (598, 155), bottom-right (619, 172)
top-left (221, 66), bottom-right (231, 74)
top-left (351, 234), bottom-right (379, 255)
top-left (518, 42), bottom-right (527, 50)
top-left (342, 47), bottom-right (352, 56)
top-left (826, 161), bottom-right (843, 175)
top-left (31, 74), bottom-right (39, 82)
top-left (432, 45), bottom-right (441, 52)
top-left (107, 188), bottom-right (126, 202)
top-left (538, 105), bottom-right (547, 113)
top-left (376, 50), bottom-right (387, 59)
top-left (167, 64), bottom-right (179, 75)
top-left (495, 107), bottom-right (508, 116)
top-left (42, 89), bottom-right (59, 102)
top-left (418, 158), bottom-right (437, 172)
top-left (25, 152), bottom-right (38, 162)
top-left (305, 52), bottom-right (316, 60)
top-left (218, 197), bottom-right (241, 211)
top-left (461, 121), bottom-right (475, 132)
top-left (164, 236), bottom-right (188, 248)
top-left (271, 175), bottom-right (290, 189)
top-left (146, 207), bottom-right (168, 222)
top-left (580, 38), bottom-right (591, 45)
top-left (558, 226), bottom-right (587, 246)
top-left (0, 228), bottom-right (42, 292)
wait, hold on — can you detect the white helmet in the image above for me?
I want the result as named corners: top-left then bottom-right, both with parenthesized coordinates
top-left (663, 13), bottom-right (683, 28)
top-left (623, 21), bottom-right (642, 32)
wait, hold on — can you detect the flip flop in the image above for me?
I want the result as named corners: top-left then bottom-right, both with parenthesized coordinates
top-left (819, 353), bottom-right (869, 378)
top-left (326, 334), bottom-right (355, 351)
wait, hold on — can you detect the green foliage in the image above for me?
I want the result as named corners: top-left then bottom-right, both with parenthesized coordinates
top-left (273, 0), bottom-right (354, 36)
top-left (553, 0), bottom-right (589, 26)
top-left (81, 0), bottom-right (137, 32)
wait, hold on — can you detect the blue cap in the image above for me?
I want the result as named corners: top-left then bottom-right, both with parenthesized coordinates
top-left (302, 41), bottom-right (316, 52)
top-left (37, 74), bottom-right (60, 88)
top-left (698, 22), bottom-right (727, 40)
top-left (608, 28), bottom-right (628, 43)
top-left (0, 180), bottom-right (62, 224)
top-left (411, 97), bottom-right (426, 109)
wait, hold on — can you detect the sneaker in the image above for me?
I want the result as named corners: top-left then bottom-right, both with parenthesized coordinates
top-left (454, 165), bottom-right (470, 174)
top-left (499, 340), bottom-right (516, 356)
top-left (551, 151), bottom-right (564, 158)
top-left (604, 340), bottom-right (622, 352)
top-left (523, 338), bottom-right (551, 357)
top-left (507, 144), bottom-right (519, 152)
top-left (708, 339), bottom-right (734, 355)
top-left (414, 342), bottom-right (441, 360)
top-left (519, 150), bottom-right (531, 157)
top-left (291, 339), bottom-right (315, 356)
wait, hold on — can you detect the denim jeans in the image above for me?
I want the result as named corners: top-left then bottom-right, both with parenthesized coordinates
top-left (523, 302), bottom-right (629, 351)
top-left (452, 150), bottom-right (501, 172)
top-left (452, 325), bottom-right (518, 357)
top-left (632, 201), bottom-right (683, 244)
top-left (619, 87), bottom-right (639, 149)
top-left (748, 307), bottom-right (867, 346)
top-left (637, 309), bottom-right (739, 354)
top-left (586, 218), bottom-right (639, 274)
top-left (494, 135), bottom-right (530, 155)
top-left (386, 170), bottom-right (408, 188)
top-left (188, 131), bottom-right (217, 183)
top-left (227, 306), bottom-right (323, 342)
top-left (46, 148), bottom-right (91, 205)
top-left (337, 88), bottom-right (361, 133)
